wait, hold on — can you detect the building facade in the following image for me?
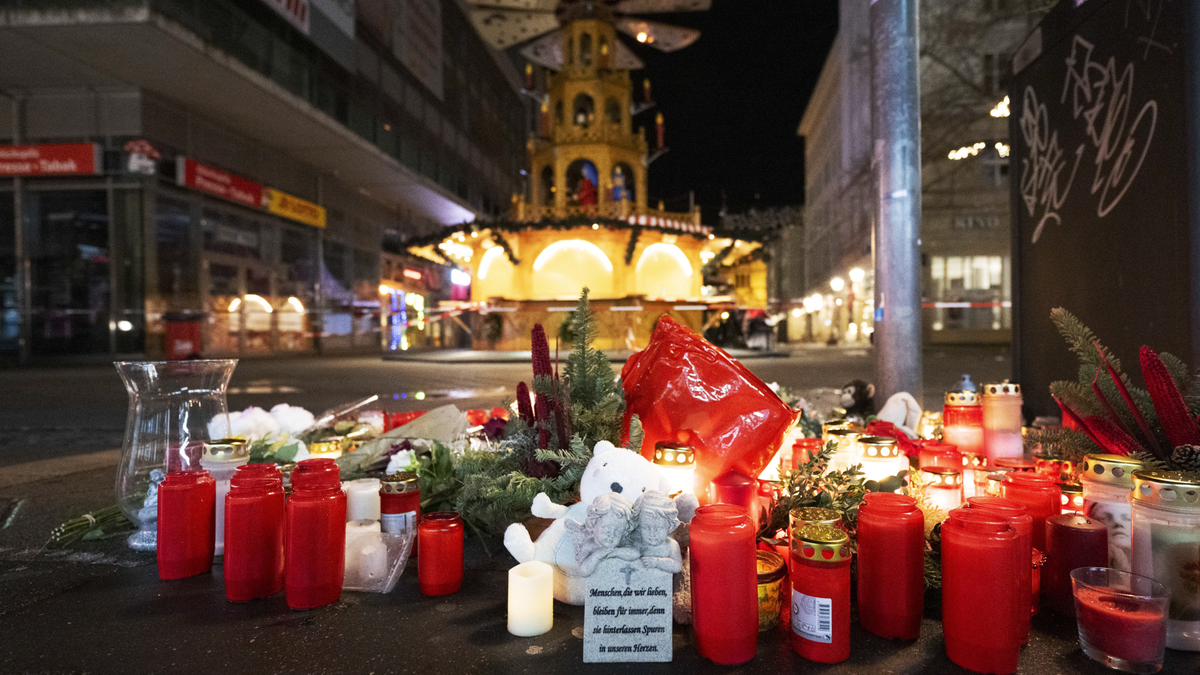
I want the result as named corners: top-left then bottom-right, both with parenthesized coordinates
top-left (0, 0), bottom-right (525, 362)
top-left (796, 0), bottom-right (1035, 345)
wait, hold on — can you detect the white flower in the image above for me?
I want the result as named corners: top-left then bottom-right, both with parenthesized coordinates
top-left (270, 403), bottom-right (315, 435)
top-left (768, 381), bottom-right (781, 393)
top-left (386, 450), bottom-right (415, 475)
top-left (291, 440), bottom-right (310, 462)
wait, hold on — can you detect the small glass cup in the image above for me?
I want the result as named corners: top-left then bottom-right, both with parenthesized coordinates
top-left (1071, 567), bottom-right (1169, 674)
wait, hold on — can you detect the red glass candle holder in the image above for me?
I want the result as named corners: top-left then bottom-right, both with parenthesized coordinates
top-left (993, 456), bottom-right (1036, 473)
top-left (1043, 514), bottom-right (1108, 616)
top-left (710, 470), bottom-right (759, 527)
top-left (380, 471), bottom-right (421, 555)
top-left (690, 503), bottom-right (758, 665)
top-left (943, 391), bottom-right (984, 458)
top-left (1001, 472), bottom-right (1061, 552)
top-left (157, 469), bottom-right (216, 580)
top-left (919, 442), bottom-right (961, 472)
top-left (285, 458), bottom-right (346, 610)
top-left (224, 471), bottom-right (285, 601)
top-left (941, 508), bottom-right (1022, 675)
top-left (1072, 567), bottom-right (1168, 671)
top-left (856, 493), bottom-right (924, 640)
top-left (967, 496), bottom-right (1033, 642)
top-left (792, 438), bottom-right (824, 469)
top-left (418, 511), bottom-right (464, 596)
top-left (789, 523), bottom-right (852, 663)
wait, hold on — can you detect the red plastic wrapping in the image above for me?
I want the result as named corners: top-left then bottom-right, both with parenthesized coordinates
top-left (863, 420), bottom-right (922, 457)
top-left (621, 316), bottom-right (796, 495)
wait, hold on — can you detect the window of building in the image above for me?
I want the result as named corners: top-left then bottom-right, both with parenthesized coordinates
top-left (982, 53), bottom-right (1011, 95)
top-left (580, 33), bottom-right (593, 67)
top-left (929, 254), bottom-right (1010, 331)
top-left (605, 97), bottom-right (621, 125)
top-left (573, 93), bottom-right (595, 128)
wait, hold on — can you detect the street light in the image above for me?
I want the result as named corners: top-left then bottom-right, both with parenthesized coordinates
top-left (849, 268), bottom-right (865, 283)
top-left (830, 277), bottom-right (845, 292)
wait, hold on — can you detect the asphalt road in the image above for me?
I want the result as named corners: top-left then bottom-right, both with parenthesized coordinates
top-left (0, 344), bottom-right (1010, 467)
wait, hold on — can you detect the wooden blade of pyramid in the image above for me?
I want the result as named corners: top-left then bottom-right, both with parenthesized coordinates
top-left (610, 38), bottom-right (645, 70)
top-left (614, 0), bottom-right (711, 13)
top-left (468, 0), bottom-right (557, 10)
top-left (520, 30), bottom-right (565, 70)
top-left (616, 18), bottom-right (700, 52)
top-left (470, 8), bottom-right (559, 48)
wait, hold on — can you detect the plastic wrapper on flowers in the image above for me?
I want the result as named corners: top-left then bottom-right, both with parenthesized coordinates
top-left (620, 316), bottom-right (797, 494)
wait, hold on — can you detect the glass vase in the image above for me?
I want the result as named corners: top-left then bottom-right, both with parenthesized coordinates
top-left (114, 359), bottom-right (237, 550)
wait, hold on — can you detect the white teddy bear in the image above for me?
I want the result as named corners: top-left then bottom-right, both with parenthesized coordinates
top-left (504, 440), bottom-right (698, 605)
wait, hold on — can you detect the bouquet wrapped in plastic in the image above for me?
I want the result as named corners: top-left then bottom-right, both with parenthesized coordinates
top-left (621, 316), bottom-right (796, 495)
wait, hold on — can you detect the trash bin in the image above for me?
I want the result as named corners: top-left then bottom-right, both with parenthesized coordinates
top-left (163, 312), bottom-right (203, 360)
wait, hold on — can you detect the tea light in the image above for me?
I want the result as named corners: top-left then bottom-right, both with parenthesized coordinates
top-left (343, 478), bottom-right (382, 521)
top-left (344, 519), bottom-right (387, 586)
top-left (654, 442), bottom-right (696, 496)
top-left (922, 467), bottom-right (964, 511)
top-left (826, 428), bottom-right (861, 473)
top-left (508, 561), bottom-right (554, 637)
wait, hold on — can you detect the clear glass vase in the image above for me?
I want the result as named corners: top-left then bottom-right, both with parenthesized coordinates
top-left (115, 360), bottom-right (238, 550)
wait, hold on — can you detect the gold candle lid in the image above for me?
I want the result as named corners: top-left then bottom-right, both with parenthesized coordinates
top-left (961, 452), bottom-right (986, 469)
top-left (859, 436), bottom-right (901, 459)
top-left (380, 471), bottom-right (419, 494)
top-left (790, 523), bottom-right (851, 561)
top-left (308, 437), bottom-right (345, 457)
top-left (826, 428), bottom-right (860, 448)
top-left (922, 467), bottom-right (963, 488)
top-left (945, 390), bottom-right (980, 406)
top-left (653, 441), bottom-right (695, 467)
top-left (1130, 470), bottom-right (1200, 511)
top-left (1081, 453), bottom-right (1143, 488)
top-left (983, 381), bottom-right (1021, 397)
top-left (202, 438), bottom-right (249, 462)
top-left (822, 418), bottom-right (851, 434)
top-left (789, 506), bottom-right (840, 531)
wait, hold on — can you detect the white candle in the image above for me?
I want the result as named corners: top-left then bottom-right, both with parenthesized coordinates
top-left (345, 519), bottom-right (388, 587)
top-left (508, 561), bottom-right (554, 637)
top-left (343, 478), bottom-right (382, 521)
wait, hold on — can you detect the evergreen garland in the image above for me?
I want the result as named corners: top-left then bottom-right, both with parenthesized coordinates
top-left (491, 230), bottom-right (521, 265)
top-left (623, 227), bottom-right (641, 265)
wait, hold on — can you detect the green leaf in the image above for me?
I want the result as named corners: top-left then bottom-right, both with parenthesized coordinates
top-left (274, 442), bottom-right (302, 463)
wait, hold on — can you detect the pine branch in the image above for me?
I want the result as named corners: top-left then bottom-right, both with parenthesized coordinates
top-left (1025, 426), bottom-right (1099, 466)
top-left (1052, 307), bottom-right (1119, 373)
top-left (1159, 352), bottom-right (1191, 392)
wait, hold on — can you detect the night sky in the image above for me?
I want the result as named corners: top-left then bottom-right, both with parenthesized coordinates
top-left (630, 0), bottom-right (839, 221)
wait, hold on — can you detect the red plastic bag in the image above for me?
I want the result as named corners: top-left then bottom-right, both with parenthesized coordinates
top-left (621, 316), bottom-right (796, 497)
top-left (864, 420), bottom-right (922, 457)
top-left (388, 410), bottom-right (427, 431)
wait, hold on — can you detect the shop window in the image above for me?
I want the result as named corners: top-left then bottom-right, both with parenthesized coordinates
top-left (573, 94), bottom-right (595, 128)
top-left (0, 193), bottom-right (15, 354)
top-left (202, 208), bottom-right (261, 259)
top-left (156, 195), bottom-right (199, 306)
top-left (929, 254), bottom-right (1010, 331)
top-left (605, 97), bottom-right (621, 125)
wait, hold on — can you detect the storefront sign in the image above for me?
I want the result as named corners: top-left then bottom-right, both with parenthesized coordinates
top-left (175, 157), bottom-right (264, 209)
top-left (0, 143), bottom-right (100, 176)
top-left (266, 188), bottom-right (326, 228)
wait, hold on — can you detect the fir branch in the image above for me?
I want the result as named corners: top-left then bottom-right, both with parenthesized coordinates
top-left (1052, 307), bottom-right (1119, 374)
top-left (1025, 426), bottom-right (1099, 466)
top-left (1159, 352), bottom-right (1191, 392)
top-left (1129, 451), bottom-right (1170, 472)
top-left (623, 227), bottom-right (641, 265)
top-left (1050, 380), bottom-right (1101, 417)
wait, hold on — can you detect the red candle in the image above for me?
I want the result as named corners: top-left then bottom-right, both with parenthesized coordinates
top-left (1075, 583), bottom-right (1167, 664)
top-left (789, 524), bottom-right (852, 662)
top-left (943, 391), bottom-right (984, 457)
top-left (994, 457), bottom-right (1037, 473)
top-left (856, 493), bottom-right (924, 640)
top-left (157, 469), bottom-right (215, 580)
top-left (793, 438), bottom-right (823, 469)
top-left (224, 470), bottom-right (285, 601)
top-left (285, 458), bottom-right (346, 609)
top-left (418, 511), bottom-right (464, 596)
top-left (919, 442), bottom-right (961, 471)
top-left (941, 508), bottom-right (1022, 675)
top-left (1001, 472), bottom-right (1061, 552)
top-left (655, 112), bottom-right (665, 149)
top-left (711, 470), bottom-right (759, 529)
top-left (689, 504), bottom-right (758, 665)
top-left (967, 496), bottom-right (1033, 642)
top-left (1043, 514), bottom-right (1108, 616)
top-left (380, 471), bottom-right (421, 554)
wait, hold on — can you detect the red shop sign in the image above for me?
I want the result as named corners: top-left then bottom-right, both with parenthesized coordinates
top-left (0, 143), bottom-right (101, 176)
top-left (175, 157), bottom-right (263, 208)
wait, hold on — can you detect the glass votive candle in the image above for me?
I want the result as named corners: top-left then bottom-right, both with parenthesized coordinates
top-left (756, 549), bottom-right (787, 632)
top-left (793, 438), bottom-right (824, 469)
top-left (982, 381), bottom-right (1023, 463)
top-left (825, 428), bottom-right (860, 473)
top-left (919, 442), bottom-right (961, 471)
top-left (1059, 483), bottom-right (1085, 514)
top-left (654, 441), bottom-right (696, 497)
top-left (962, 452), bottom-right (986, 498)
top-left (1071, 567), bottom-right (1168, 674)
top-left (994, 456), bottom-right (1037, 473)
top-left (922, 468), bottom-right (964, 512)
top-left (985, 471), bottom-right (1010, 496)
top-left (859, 436), bottom-right (906, 482)
top-left (418, 511), bottom-right (464, 596)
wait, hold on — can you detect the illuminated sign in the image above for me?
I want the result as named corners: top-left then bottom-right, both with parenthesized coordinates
top-left (266, 188), bottom-right (326, 228)
top-left (402, 269), bottom-right (423, 281)
top-left (175, 157), bottom-right (263, 209)
top-left (451, 269), bottom-right (471, 286)
top-left (0, 144), bottom-right (100, 176)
